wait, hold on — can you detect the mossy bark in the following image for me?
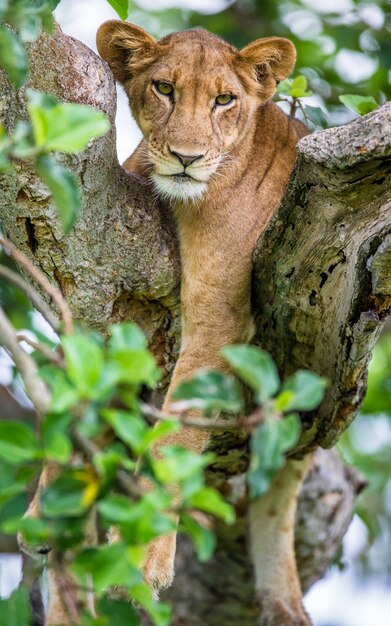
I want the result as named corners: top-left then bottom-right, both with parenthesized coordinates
top-left (0, 25), bottom-right (390, 626)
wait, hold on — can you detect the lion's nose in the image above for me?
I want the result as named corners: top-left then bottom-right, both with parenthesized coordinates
top-left (169, 149), bottom-right (204, 167)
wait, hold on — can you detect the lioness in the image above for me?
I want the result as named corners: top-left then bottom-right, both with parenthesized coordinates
top-left (96, 21), bottom-right (311, 626)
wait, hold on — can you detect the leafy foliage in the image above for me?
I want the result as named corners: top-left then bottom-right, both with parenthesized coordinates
top-left (0, 306), bottom-right (326, 623)
top-left (0, 0), bottom-right (59, 87)
top-left (107, 0), bottom-right (129, 21)
top-left (339, 94), bottom-right (379, 116)
top-left (0, 587), bottom-right (31, 626)
top-left (248, 414), bottom-right (301, 498)
top-left (0, 18), bottom-right (110, 232)
top-left (171, 369), bottom-right (244, 414)
top-left (174, 343), bottom-right (326, 500)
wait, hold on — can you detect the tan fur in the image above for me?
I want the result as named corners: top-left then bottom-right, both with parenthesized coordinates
top-left (96, 20), bottom-right (311, 624)
top-left (22, 23), bottom-right (311, 626)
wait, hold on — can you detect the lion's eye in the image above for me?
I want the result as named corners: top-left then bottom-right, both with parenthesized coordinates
top-left (215, 94), bottom-right (234, 106)
top-left (154, 81), bottom-right (174, 96)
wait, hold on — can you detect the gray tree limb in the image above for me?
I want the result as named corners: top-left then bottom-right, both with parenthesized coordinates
top-left (0, 25), bottom-right (389, 625)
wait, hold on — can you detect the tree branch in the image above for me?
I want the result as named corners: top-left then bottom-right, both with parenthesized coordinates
top-left (0, 237), bottom-right (73, 334)
top-left (0, 264), bottom-right (60, 331)
top-left (16, 333), bottom-right (62, 365)
top-left (253, 103), bottom-right (391, 453)
top-left (0, 305), bottom-right (51, 416)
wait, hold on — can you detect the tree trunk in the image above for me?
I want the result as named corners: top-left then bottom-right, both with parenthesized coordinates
top-left (1, 25), bottom-right (390, 624)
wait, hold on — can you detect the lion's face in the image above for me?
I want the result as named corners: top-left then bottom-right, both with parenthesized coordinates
top-left (97, 23), bottom-right (296, 203)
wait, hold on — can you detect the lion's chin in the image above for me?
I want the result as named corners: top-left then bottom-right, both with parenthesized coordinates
top-left (151, 173), bottom-right (207, 203)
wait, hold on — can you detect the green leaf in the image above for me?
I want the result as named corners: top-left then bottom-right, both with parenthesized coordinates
top-left (362, 334), bottom-right (391, 414)
top-left (4, 0), bottom-right (61, 41)
top-left (0, 26), bottom-right (28, 88)
top-left (247, 414), bottom-right (301, 499)
top-left (93, 450), bottom-right (122, 485)
top-left (171, 369), bottom-right (244, 414)
top-left (180, 514), bottom-right (216, 561)
top-left (339, 94), bottom-right (378, 116)
top-left (45, 516), bottom-right (86, 550)
top-left (303, 105), bottom-right (328, 129)
top-left (0, 462), bottom-right (35, 496)
top-left (0, 493), bottom-right (27, 527)
top-left (101, 409), bottom-right (147, 454)
top-left (280, 370), bottom-right (326, 412)
top-left (97, 597), bottom-right (139, 626)
top-left (42, 412), bottom-right (73, 462)
top-left (27, 89), bottom-right (110, 153)
top-left (109, 349), bottom-right (160, 387)
top-left (188, 487), bottom-right (234, 524)
top-left (0, 587), bottom-right (31, 626)
top-left (106, 0), bottom-right (129, 20)
top-left (107, 323), bottom-right (160, 387)
top-left (222, 345), bottom-right (280, 402)
top-left (0, 421), bottom-right (40, 464)
top-left (43, 368), bottom-right (80, 413)
top-left (129, 583), bottom-right (171, 626)
top-left (152, 446), bottom-right (213, 485)
top-left (62, 334), bottom-right (104, 396)
top-left (141, 419), bottom-right (179, 450)
top-left (99, 492), bottom-right (174, 544)
top-left (276, 78), bottom-right (292, 97)
top-left (3, 516), bottom-right (49, 546)
top-left (36, 154), bottom-right (80, 232)
top-left (73, 544), bottom-right (142, 592)
top-left (109, 323), bottom-right (147, 352)
top-left (102, 409), bottom-right (179, 455)
top-left (41, 469), bottom-right (99, 518)
top-left (17, 14), bottom-right (41, 42)
top-left (290, 75), bottom-right (312, 98)
top-left (98, 494), bottom-right (141, 524)
top-left (9, 121), bottom-right (36, 159)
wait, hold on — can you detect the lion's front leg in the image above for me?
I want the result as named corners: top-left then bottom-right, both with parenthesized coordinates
top-left (139, 415), bottom-right (211, 595)
top-left (142, 530), bottom-right (177, 597)
top-left (249, 456), bottom-right (312, 626)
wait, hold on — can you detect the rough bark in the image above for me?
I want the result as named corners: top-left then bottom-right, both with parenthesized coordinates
top-left (0, 25), bottom-right (390, 624)
top-left (253, 107), bottom-right (391, 453)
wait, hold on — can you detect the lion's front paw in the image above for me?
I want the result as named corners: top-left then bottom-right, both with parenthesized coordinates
top-left (142, 533), bottom-right (176, 598)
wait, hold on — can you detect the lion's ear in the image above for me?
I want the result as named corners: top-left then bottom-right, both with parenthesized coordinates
top-left (96, 20), bottom-right (158, 84)
top-left (240, 37), bottom-right (296, 85)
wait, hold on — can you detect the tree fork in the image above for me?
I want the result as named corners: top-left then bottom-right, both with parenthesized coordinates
top-left (0, 24), bottom-right (389, 625)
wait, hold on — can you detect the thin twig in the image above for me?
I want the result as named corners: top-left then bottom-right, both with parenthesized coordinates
top-left (17, 333), bottom-right (63, 366)
top-left (0, 237), bottom-right (73, 334)
top-left (140, 401), bottom-right (264, 432)
top-left (297, 99), bottom-right (309, 125)
top-left (0, 305), bottom-right (50, 417)
top-left (0, 264), bottom-right (60, 331)
top-left (289, 97), bottom-right (297, 119)
top-left (0, 305), bottom-right (140, 498)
